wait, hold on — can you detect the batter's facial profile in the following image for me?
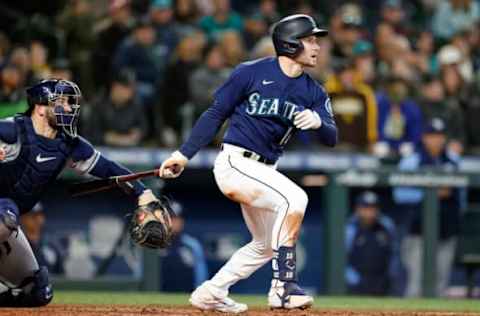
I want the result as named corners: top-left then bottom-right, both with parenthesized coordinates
top-left (295, 35), bottom-right (321, 67)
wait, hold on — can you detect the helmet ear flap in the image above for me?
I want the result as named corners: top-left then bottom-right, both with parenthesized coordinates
top-left (282, 40), bottom-right (303, 57)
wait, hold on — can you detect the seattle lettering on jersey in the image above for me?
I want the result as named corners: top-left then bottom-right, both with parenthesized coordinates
top-left (246, 93), bottom-right (302, 122)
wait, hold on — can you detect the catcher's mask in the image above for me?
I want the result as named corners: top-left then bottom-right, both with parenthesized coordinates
top-left (26, 79), bottom-right (82, 138)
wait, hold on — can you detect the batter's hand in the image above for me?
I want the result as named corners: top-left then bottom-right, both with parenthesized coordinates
top-left (159, 151), bottom-right (189, 178)
top-left (294, 109), bottom-right (322, 130)
top-left (0, 146), bottom-right (5, 161)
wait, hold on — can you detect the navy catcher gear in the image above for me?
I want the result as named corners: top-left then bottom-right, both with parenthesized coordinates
top-left (0, 199), bottom-right (19, 239)
top-left (26, 79), bottom-right (82, 137)
top-left (271, 14), bottom-right (328, 58)
top-left (0, 267), bottom-right (53, 307)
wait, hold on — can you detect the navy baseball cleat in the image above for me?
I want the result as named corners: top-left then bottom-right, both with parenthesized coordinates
top-left (268, 280), bottom-right (314, 309)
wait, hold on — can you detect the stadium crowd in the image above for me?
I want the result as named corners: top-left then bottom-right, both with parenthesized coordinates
top-left (0, 0), bottom-right (479, 158)
top-left (1, 0), bottom-right (479, 297)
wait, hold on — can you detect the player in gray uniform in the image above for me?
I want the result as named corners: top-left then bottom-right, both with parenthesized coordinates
top-left (160, 14), bottom-right (337, 313)
top-left (0, 79), bottom-right (158, 307)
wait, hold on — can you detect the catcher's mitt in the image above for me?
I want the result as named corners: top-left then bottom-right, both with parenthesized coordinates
top-left (128, 198), bottom-right (174, 249)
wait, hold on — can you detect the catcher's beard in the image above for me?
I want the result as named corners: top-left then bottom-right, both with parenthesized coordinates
top-left (45, 106), bottom-right (59, 130)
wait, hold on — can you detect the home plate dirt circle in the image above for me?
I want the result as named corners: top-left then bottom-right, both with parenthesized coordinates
top-left (0, 305), bottom-right (479, 316)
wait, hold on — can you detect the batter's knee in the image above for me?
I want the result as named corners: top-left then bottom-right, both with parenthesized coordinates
top-left (287, 188), bottom-right (308, 214)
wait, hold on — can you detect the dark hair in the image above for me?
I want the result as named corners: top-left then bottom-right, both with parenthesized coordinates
top-left (112, 68), bottom-right (136, 85)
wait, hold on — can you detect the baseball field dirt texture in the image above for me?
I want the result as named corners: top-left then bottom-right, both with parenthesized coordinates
top-left (1, 291), bottom-right (480, 316)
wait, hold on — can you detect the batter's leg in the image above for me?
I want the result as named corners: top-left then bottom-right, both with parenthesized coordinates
top-left (190, 205), bottom-right (276, 313)
top-left (207, 204), bottom-right (276, 296)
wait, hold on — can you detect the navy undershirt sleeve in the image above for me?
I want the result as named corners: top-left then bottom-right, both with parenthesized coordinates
top-left (90, 155), bottom-right (146, 196)
top-left (72, 137), bottom-right (146, 196)
top-left (312, 90), bottom-right (338, 147)
top-left (179, 65), bottom-right (251, 159)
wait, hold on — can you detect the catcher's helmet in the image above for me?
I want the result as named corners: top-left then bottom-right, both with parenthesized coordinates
top-left (272, 14), bottom-right (328, 58)
top-left (26, 79), bottom-right (82, 137)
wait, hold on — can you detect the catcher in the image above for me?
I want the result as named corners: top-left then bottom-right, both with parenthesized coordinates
top-left (0, 79), bottom-right (173, 307)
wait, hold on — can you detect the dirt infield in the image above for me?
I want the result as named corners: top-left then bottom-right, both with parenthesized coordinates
top-left (1, 305), bottom-right (480, 316)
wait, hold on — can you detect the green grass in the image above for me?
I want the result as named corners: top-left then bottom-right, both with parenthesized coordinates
top-left (54, 291), bottom-right (480, 312)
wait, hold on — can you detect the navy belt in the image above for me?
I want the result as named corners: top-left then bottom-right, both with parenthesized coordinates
top-left (221, 144), bottom-right (276, 165)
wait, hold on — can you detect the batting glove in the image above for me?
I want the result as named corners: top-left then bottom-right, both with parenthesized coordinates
top-left (293, 109), bottom-right (322, 130)
top-left (159, 150), bottom-right (189, 179)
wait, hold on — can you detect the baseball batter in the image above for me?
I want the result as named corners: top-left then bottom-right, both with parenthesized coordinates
top-left (0, 79), bottom-right (158, 306)
top-left (160, 14), bottom-right (337, 313)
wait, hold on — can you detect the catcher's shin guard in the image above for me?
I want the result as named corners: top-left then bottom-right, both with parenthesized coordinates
top-left (0, 267), bottom-right (53, 307)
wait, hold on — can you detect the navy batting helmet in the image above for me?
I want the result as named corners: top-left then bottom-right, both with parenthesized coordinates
top-left (26, 79), bottom-right (82, 137)
top-left (271, 14), bottom-right (328, 58)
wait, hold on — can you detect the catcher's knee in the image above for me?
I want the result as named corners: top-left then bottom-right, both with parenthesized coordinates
top-left (28, 267), bottom-right (53, 307)
top-left (0, 199), bottom-right (19, 241)
top-left (19, 267), bottom-right (53, 307)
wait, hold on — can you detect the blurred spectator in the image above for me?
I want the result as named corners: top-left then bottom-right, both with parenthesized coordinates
top-left (438, 39), bottom-right (474, 83)
top-left (93, 0), bottom-right (135, 90)
top-left (8, 46), bottom-right (32, 83)
top-left (174, 0), bottom-right (202, 37)
top-left (218, 30), bottom-right (246, 67)
top-left (199, 0), bottom-right (244, 41)
top-left (249, 36), bottom-right (276, 59)
top-left (29, 41), bottom-right (51, 82)
top-left (195, 0), bottom-right (215, 16)
top-left (155, 31), bottom-right (206, 146)
top-left (417, 74), bottom-right (465, 154)
top-left (150, 0), bottom-right (180, 67)
top-left (21, 202), bottom-right (65, 275)
top-left (241, 0), bottom-right (279, 50)
top-left (57, 0), bottom-right (97, 99)
top-left (92, 69), bottom-right (147, 146)
top-left (432, 0), bottom-right (480, 41)
top-left (189, 43), bottom-right (230, 117)
top-left (411, 31), bottom-right (439, 76)
top-left (0, 64), bottom-right (28, 118)
top-left (255, 0), bottom-right (280, 26)
top-left (50, 58), bottom-right (73, 81)
top-left (325, 58), bottom-right (378, 151)
top-left (0, 32), bottom-right (11, 67)
top-left (330, 3), bottom-right (364, 65)
top-left (346, 191), bottom-right (399, 296)
top-left (393, 117), bottom-right (464, 297)
top-left (113, 18), bottom-right (159, 108)
top-left (375, 23), bottom-right (417, 83)
top-left (243, 12), bottom-right (269, 50)
top-left (379, 0), bottom-right (411, 36)
top-left (375, 77), bottom-right (423, 158)
top-left (160, 200), bottom-right (208, 292)
top-left (352, 40), bottom-right (376, 85)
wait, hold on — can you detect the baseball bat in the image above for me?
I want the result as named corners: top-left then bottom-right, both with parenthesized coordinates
top-left (69, 169), bottom-right (159, 197)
